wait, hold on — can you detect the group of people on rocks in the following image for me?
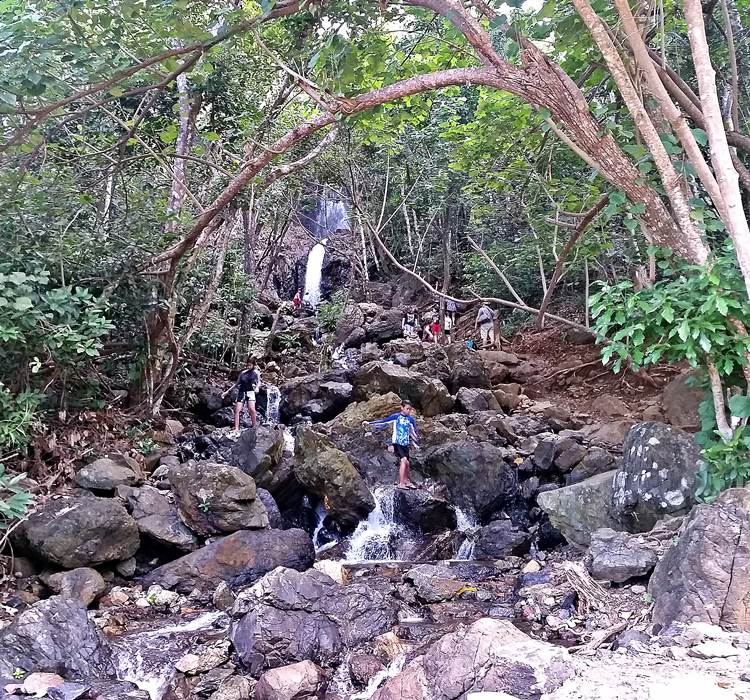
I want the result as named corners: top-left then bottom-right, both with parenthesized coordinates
top-left (402, 298), bottom-right (497, 349)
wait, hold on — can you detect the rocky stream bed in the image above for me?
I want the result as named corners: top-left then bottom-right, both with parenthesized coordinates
top-left (1, 296), bottom-right (749, 700)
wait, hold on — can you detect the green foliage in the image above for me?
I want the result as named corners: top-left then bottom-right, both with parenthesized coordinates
top-left (275, 332), bottom-right (301, 351)
top-left (0, 463), bottom-right (33, 531)
top-left (0, 383), bottom-right (40, 451)
top-left (318, 292), bottom-right (346, 333)
top-left (696, 420), bottom-right (750, 501)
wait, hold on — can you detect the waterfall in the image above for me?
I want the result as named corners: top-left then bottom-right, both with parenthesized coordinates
top-left (343, 487), bottom-right (405, 562)
top-left (303, 237), bottom-right (328, 308)
top-left (265, 384), bottom-right (280, 424)
top-left (311, 501), bottom-right (328, 550)
top-left (300, 195), bottom-right (350, 238)
top-left (455, 507), bottom-right (478, 561)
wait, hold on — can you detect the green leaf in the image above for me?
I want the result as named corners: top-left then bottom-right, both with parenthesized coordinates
top-left (677, 320), bottom-right (690, 342)
top-left (13, 297), bottom-right (33, 311)
top-left (716, 297), bottom-right (729, 315)
top-left (691, 128), bottom-right (708, 146)
top-left (729, 394), bottom-right (750, 418)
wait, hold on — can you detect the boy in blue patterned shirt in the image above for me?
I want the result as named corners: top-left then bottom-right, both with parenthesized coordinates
top-left (363, 400), bottom-right (420, 489)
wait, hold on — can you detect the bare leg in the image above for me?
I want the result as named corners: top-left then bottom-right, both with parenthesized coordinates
top-left (233, 402), bottom-right (242, 431)
top-left (248, 401), bottom-right (257, 427)
top-left (398, 457), bottom-right (410, 486)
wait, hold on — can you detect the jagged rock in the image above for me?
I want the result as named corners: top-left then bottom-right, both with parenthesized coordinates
top-left (493, 388), bottom-right (522, 412)
top-left (257, 488), bottom-right (283, 529)
top-left (392, 488), bottom-right (457, 533)
top-left (44, 568), bottom-right (106, 606)
top-left (474, 519), bottom-right (533, 558)
top-left (353, 362), bottom-right (453, 417)
top-left (662, 370), bottom-right (703, 430)
top-left (455, 387), bottom-right (500, 414)
top-left (169, 460), bottom-right (268, 536)
top-left (584, 420), bottom-right (634, 447)
top-left (294, 427), bottom-right (374, 528)
top-left (533, 439), bottom-right (556, 471)
top-left (175, 641), bottom-right (231, 674)
top-left (566, 448), bottom-right (614, 485)
top-left (478, 350), bottom-right (520, 366)
top-left (588, 528), bottom-right (659, 583)
top-left (231, 426), bottom-right (285, 480)
top-left (15, 496), bottom-right (139, 568)
top-left (349, 655), bottom-right (385, 688)
top-left (613, 422), bottom-right (701, 530)
top-left (592, 394), bottom-right (629, 417)
top-left (232, 568), bottom-right (397, 675)
top-left (446, 344), bottom-right (491, 392)
top-left (420, 441), bottom-right (518, 521)
top-left (365, 309), bottom-right (404, 344)
top-left (343, 326), bottom-right (367, 349)
top-left (280, 374), bottom-right (353, 422)
top-left (538, 471), bottom-right (625, 547)
top-left (372, 618), bottom-right (573, 699)
top-left (74, 454), bottom-right (143, 492)
top-left (650, 488), bottom-right (750, 631)
top-left (255, 661), bottom-right (327, 700)
top-left (208, 675), bottom-right (256, 700)
top-left (192, 383), bottom-right (227, 420)
top-left (120, 484), bottom-right (199, 551)
top-left (144, 528), bottom-right (314, 594)
top-left (554, 440), bottom-right (586, 471)
top-left (329, 392), bottom-right (403, 429)
top-left (0, 596), bottom-right (113, 677)
top-left (403, 564), bottom-right (465, 603)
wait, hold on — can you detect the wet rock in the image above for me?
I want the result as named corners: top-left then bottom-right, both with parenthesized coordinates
top-left (44, 568), bottom-right (106, 606)
top-left (349, 654), bottom-right (385, 688)
top-left (455, 387), bottom-right (500, 413)
top-left (231, 568), bottom-right (397, 676)
top-left (74, 454), bottom-right (143, 492)
top-left (120, 484), bottom-right (199, 551)
top-left (144, 528), bottom-right (314, 594)
top-left (403, 564), bottom-right (465, 603)
top-left (474, 519), bottom-right (533, 558)
top-left (353, 362), bottom-right (453, 417)
top-left (650, 488), bottom-right (750, 631)
top-left (373, 618), bottom-right (573, 699)
top-left (280, 374), bottom-right (353, 422)
top-left (613, 422), bottom-right (701, 530)
top-left (15, 496), bottom-right (139, 568)
top-left (169, 460), bottom-right (268, 536)
top-left (0, 596), bottom-right (113, 677)
top-left (588, 528), bottom-right (659, 583)
top-left (566, 448), bottom-right (614, 485)
top-left (420, 441), bottom-right (518, 521)
top-left (537, 471), bottom-right (625, 547)
top-left (294, 427), bottom-right (374, 528)
top-left (329, 392), bottom-right (402, 429)
top-left (174, 640), bottom-right (231, 674)
top-left (255, 660), bottom-right (327, 700)
top-left (392, 488), bottom-right (457, 533)
top-left (257, 488), bottom-right (283, 529)
top-left (662, 370), bottom-right (702, 430)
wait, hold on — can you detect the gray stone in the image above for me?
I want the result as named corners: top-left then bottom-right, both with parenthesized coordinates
top-left (45, 567), bottom-right (106, 606)
top-left (588, 528), bottom-right (659, 583)
top-left (455, 387), bottom-right (500, 414)
top-left (257, 488), bottom-right (283, 529)
top-left (281, 374), bottom-right (354, 422)
top-left (613, 422), bottom-right (702, 530)
top-left (403, 564), bottom-right (464, 603)
top-left (169, 460), bottom-right (268, 536)
top-left (392, 488), bottom-right (457, 533)
top-left (255, 660), bottom-right (327, 700)
top-left (74, 455), bottom-right (142, 492)
top-left (662, 370), bottom-right (702, 430)
top-left (554, 442), bottom-right (586, 472)
top-left (474, 520), bottom-right (533, 559)
top-left (208, 676), bottom-right (256, 700)
top-left (567, 448), bottom-right (614, 485)
top-left (533, 439), bottom-right (556, 471)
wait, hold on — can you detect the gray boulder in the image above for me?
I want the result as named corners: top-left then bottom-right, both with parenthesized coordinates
top-left (613, 422), bottom-right (702, 530)
top-left (0, 596), bottom-right (113, 677)
top-left (474, 519), bottom-right (533, 558)
top-left (588, 528), bottom-right (659, 583)
top-left (566, 448), bottom-right (614, 485)
top-left (403, 564), bottom-right (465, 603)
top-left (231, 426), bottom-right (285, 482)
top-left (74, 454), bottom-right (143, 492)
top-left (650, 488), bottom-right (750, 631)
top-left (169, 460), bottom-right (268, 536)
top-left (455, 387), bottom-right (500, 414)
top-left (16, 496), bottom-right (139, 568)
top-left (232, 568), bottom-right (397, 676)
top-left (120, 484), bottom-right (199, 551)
top-left (365, 309), bottom-right (404, 344)
top-left (538, 471), bottom-right (625, 547)
top-left (144, 528), bottom-right (314, 594)
top-left (257, 488), bottom-right (283, 529)
top-left (44, 567), bottom-right (106, 606)
top-left (280, 374), bottom-right (353, 422)
top-left (255, 661), bottom-right (327, 700)
top-left (392, 488), bottom-right (457, 533)
top-left (446, 344), bottom-right (491, 393)
top-left (661, 370), bottom-right (702, 430)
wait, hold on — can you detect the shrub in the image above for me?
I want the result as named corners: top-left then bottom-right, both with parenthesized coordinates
top-left (0, 464), bottom-right (33, 534)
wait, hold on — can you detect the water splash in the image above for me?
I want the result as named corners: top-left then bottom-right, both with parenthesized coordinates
top-left (351, 655), bottom-right (406, 699)
top-left (343, 487), bottom-right (402, 562)
top-left (265, 384), bottom-right (280, 424)
top-left (303, 238), bottom-right (327, 308)
top-left (312, 501), bottom-right (328, 550)
top-left (455, 506), bottom-right (478, 561)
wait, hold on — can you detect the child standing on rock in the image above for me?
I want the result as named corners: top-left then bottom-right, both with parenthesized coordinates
top-left (362, 400), bottom-right (420, 489)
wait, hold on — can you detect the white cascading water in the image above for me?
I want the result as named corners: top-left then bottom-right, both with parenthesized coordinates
top-left (311, 501), bottom-right (328, 550)
top-left (265, 384), bottom-right (280, 424)
top-left (303, 237), bottom-right (328, 307)
top-left (343, 487), bottom-right (403, 562)
top-left (455, 506), bottom-right (478, 560)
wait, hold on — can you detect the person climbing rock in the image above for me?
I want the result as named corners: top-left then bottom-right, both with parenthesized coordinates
top-left (443, 313), bottom-right (453, 344)
top-left (223, 358), bottom-right (260, 433)
top-left (475, 302), bottom-right (495, 349)
top-left (362, 400), bottom-right (419, 489)
top-left (292, 288), bottom-right (302, 312)
top-left (402, 308), bottom-right (418, 339)
top-left (429, 318), bottom-right (441, 345)
top-left (446, 298), bottom-right (457, 324)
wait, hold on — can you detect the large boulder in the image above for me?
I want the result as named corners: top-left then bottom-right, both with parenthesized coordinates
top-left (372, 618), bottom-right (573, 700)
top-left (169, 461), bottom-right (268, 536)
top-left (403, 564), bottom-right (466, 603)
top-left (144, 529), bottom-right (314, 594)
top-left (230, 426), bottom-right (285, 482)
top-left (280, 374), bottom-right (353, 422)
top-left (328, 392), bottom-right (402, 429)
top-left (474, 519), bottom-right (533, 559)
top-left (74, 454), bottom-right (143, 492)
top-left (446, 344), bottom-right (491, 393)
top-left (255, 661), bottom-right (327, 700)
top-left (420, 441), bottom-right (518, 521)
top-left (392, 488), bottom-right (457, 533)
top-left (537, 471), bottom-right (626, 547)
top-left (455, 387), bottom-right (500, 414)
top-left (365, 309), bottom-right (404, 344)
top-left (353, 362), bottom-right (453, 417)
top-left (231, 568), bottom-right (397, 676)
top-left (588, 528), bottom-right (659, 583)
top-left (44, 567), bottom-right (106, 607)
top-left (613, 422), bottom-right (702, 530)
top-left (0, 596), bottom-right (113, 677)
top-left (294, 427), bottom-right (374, 528)
top-left (15, 496), bottom-right (139, 568)
top-left (650, 488), bottom-right (750, 631)
top-left (119, 484), bottom-right (199, 551)
top-left (662, 370), bottom-right (703, 430)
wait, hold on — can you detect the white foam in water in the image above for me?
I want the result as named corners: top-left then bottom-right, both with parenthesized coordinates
top-left (343, 487), bottom-right (400, 562)
top-left (265, 383), bottom-right (280, 424)
top-left (303, 237), bottom-right (327, 307)
top-left (455, 506), bottom-right (478, 560)
top-left (312, 500), bottom-right (328, 550)
top-left (351, 654), bottom-right (406, 699)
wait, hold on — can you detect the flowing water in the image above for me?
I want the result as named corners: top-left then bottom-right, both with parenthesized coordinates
top-left (111, 610), bottom-right (228, 700)
top-left (300, 195), bottom-right (350, 238)
top-left (303, 237), bottom-right (328, 308)
top-left (455, 507), bottom-right (478, 561)
top-left (265, 383), bottom-right (280, 424)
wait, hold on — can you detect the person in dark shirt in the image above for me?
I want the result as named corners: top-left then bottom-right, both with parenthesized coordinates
top-left (223, 358), bottom-right (260, 433)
